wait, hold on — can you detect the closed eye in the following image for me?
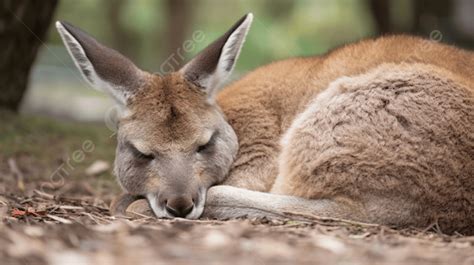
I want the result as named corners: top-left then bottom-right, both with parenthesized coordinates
top-left (136, 151), bottom-right (154, 160)
top-left (127, 142), bottom-right (155, 160)
top-left (197, 131), bottom-right (218, 153)
top-left (197, 142), bottom-right (211, 153)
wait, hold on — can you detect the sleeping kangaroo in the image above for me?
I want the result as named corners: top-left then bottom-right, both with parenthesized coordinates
top-left (56, 14), bottom-right (474, 234)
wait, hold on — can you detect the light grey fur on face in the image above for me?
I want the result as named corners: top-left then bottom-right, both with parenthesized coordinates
top-left (147, 188), bottom-right (206, 219)
top-left (114, 108), bottom-right (238, 218)
top-left (58, 15), bottom-right (247, 219)
top-left (108, 13), bottom-right (248, 218)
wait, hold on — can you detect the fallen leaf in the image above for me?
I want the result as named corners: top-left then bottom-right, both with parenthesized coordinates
top-left (11, 208), bottom-right (27, 218)
top-left (11, 207), bottom-right (45, 218)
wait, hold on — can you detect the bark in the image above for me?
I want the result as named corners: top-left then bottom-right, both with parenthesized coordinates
top-left (369, 0), bottom-right (391, 35)
top-left (105, 0), bottom-right (139, 61)
top-left (0, 0), bottom-right (58, 111)
top-left (164, 0), bottom-right (193, 68)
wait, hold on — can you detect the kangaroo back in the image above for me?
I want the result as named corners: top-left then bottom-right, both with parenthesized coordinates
top-left (212, 36), bottom-right (474, 234)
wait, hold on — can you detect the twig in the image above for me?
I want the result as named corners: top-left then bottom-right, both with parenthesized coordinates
top-left (420, 219), bottom-right (444, 235)
top-left (46, 214), bottom-right (73, 224)
top-left (8, 158), bottom-right (25, 192)
top-left (19, 198), bottom-right (33, 204)
top-left (127, 210), bottom-right (154, 219)
top-left (80, 212), bottom-right (100, 224)
top-left (34, 190), bottom-right (55, 200)
top-left (59, 205), bottom-right (85, 211)
top-left (80, 212), bottom-right (112, 224)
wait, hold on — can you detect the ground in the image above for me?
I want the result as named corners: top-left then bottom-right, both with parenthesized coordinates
top-left (1, 111), bottom-right (473, 265)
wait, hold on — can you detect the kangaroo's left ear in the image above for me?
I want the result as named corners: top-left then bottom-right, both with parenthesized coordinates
top-left (56, 21), bottom-right (146, 107)
top-left (180, 13), bottom-right (253, 97)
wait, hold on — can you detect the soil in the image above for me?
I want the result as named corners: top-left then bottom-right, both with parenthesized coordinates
top-left (1, 184), bottom-right (474, 265)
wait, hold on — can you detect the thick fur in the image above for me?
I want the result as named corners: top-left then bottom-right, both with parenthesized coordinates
top-left (212, 36), bottom-right (474, 234)
top-left (118, 36), bottom-right (473, 234)
top-left (57, 16), bottom-right (252, 219)
top-left (58, 18), bottom-right (474, 234)
top-left (217, 36), bottom-right (473, 191)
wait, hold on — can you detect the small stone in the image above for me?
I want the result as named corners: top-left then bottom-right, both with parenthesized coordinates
top-left (203, 230), bottom-right (231, 249)
top-left (312, 235), bottom-right (347, 254)
top-left (85, 160), bottom-right (110, 176)
top-left (24, 226), bottom-right (45, 237)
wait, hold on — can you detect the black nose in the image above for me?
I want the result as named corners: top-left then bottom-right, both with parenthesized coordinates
top-left (165, 196), bottom-right (194, 218)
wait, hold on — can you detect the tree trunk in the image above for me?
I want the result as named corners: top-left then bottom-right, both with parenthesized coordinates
top-left (369, 0), bottom-right (391, 35)
top-left (105, 0), bottom-right (139, 62)
top-left (0, 0), bottom-right (58, 112)
top-left (164, 0), bottom-right (193, 67)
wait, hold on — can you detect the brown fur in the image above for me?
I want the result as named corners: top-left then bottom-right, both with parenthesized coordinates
top-left (57, 17), bottom-right (473, 233)
top-left (118, 36), bottom-right (473, 233)
top-left (215, 36), bottom-right (473, 233)
top-left (218, 35), bottom-right (473, 190)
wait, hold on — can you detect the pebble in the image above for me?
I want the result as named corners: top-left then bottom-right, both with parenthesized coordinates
top-left (203, 230), bottom-right (231, 248)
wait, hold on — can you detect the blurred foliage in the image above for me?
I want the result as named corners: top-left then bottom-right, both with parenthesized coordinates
top-left (44, 0), bottom-right (473, 75)
top-left (47, 0), bottom-right (377, 73)
top-left (22, 0), bottom-right (472, 122)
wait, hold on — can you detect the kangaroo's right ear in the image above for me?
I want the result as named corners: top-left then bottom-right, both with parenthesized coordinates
top-left (180, 13), bottom-right (253, 98)
top-left (56, 21), bottom-right (145, 106)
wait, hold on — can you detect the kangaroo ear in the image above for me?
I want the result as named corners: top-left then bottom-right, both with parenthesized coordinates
top-left (56, 21), bottom-right (145, 106)
top-left (180, 13), bottom-right (253, 97)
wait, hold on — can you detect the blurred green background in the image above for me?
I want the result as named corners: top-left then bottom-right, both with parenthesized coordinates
top-left (17, 0), bottom-right (474, 121)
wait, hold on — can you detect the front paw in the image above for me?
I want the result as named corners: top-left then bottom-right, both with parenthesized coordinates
top-left (110, 193), bottom-right (154, 218)
top-left (126, 199), bottom-right (154, 217)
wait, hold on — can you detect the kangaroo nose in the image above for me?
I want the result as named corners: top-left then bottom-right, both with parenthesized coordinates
top-left (165, 196), bottom-right (194, 218)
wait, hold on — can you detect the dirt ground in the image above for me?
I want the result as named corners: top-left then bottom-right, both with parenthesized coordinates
top-left (1, 112), bottom-right (473, 265)
top-left (1, 181), bottom-right (474, 265)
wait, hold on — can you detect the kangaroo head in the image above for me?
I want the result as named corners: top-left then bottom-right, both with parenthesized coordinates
top-left (56, 14), bottom-right (253, 218)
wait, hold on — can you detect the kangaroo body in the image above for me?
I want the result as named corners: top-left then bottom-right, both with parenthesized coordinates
top-left (57, 14), bottom-right (473, 234)
top-left (206, 36), bottom-right (474, 234)
top-left (208, 36), bottom-right (474, 234)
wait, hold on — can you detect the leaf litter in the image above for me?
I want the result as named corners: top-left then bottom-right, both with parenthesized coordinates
top-left (0, 186), bottom-right (473, 265)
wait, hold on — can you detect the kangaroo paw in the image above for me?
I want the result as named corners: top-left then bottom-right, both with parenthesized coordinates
top-left (110, 193), bottom-right (152, 217)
